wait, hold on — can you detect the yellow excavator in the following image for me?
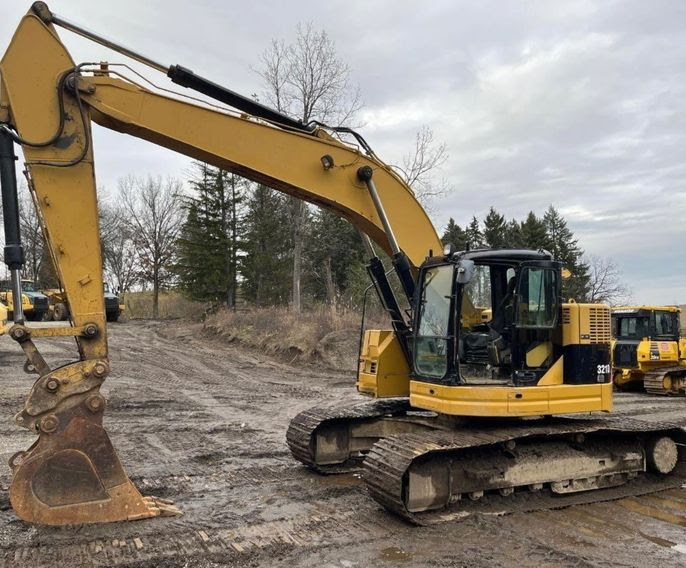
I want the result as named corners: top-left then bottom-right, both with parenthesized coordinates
top-left (0, 3), bottom-right (683, 526)
top-left (612, 306), bottom-right (686, 395)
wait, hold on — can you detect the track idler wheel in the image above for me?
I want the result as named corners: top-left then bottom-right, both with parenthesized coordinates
top-left (646, 436), bottom-right (678, 474)
top-left (9, 361), bottom-right (180, 525)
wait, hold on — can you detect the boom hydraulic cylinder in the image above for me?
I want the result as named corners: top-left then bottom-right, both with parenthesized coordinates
top-left (0, 130), bottom-right (25, 323)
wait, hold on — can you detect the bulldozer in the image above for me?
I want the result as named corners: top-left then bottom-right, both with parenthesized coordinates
top-left (612, 305), bottom-right (686, 395)
top-left (0, 2), bottom-right (683, 526)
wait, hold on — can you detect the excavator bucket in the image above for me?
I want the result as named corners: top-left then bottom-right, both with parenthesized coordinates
top-left (10, 417), bottom-right (179, 525)
top-left (8, 360), bottom-right (180, 525)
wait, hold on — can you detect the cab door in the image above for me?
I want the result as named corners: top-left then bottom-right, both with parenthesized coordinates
top-left (510, 261), bottom-right (561, 385)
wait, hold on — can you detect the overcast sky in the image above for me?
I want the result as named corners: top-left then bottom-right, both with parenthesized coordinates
top-left (2, 1), bottom-right (685, 304)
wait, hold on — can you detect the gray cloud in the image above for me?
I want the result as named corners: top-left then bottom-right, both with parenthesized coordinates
top-left (1, 1), bottom-right (684, 303)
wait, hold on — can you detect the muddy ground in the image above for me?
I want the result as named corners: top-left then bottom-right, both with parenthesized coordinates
top-left (1, 320), bottom-right (686, 567)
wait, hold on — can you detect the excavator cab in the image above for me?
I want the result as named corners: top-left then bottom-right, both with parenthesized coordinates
top-left (413, 250), bottom-right (562, 386)
top-left (359, 245), bottom-right (613, 415)
top-left (414, 250), bottom-right (561, 387)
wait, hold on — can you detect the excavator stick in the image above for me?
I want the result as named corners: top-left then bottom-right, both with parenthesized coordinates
top-left (0, 138), bottom-right (178, 524)
top-left (0, 11), bottom-right (181, 523)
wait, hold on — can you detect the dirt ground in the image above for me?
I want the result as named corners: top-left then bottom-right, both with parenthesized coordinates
top-left (1, 320), bottom-right (686, 567)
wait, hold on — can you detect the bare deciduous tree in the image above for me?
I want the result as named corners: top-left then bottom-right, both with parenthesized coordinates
top-left (256, 22), bottom-right (362, 313)
top-left (17, 181), bottom-right (46, 284)
top-left (586, 254), bottom-right (632, 305)
top-left (100, 197), bottom-right (139, 294)
top-left (119, 176), bottom-right (184, 318)
top-left (401, 125), bottom-right (451, 207)
top-left (256, 23), bottom-right (362, 127)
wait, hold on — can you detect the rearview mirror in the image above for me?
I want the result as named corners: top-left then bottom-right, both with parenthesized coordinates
top-left (456, 260), bottom-right (475, 284)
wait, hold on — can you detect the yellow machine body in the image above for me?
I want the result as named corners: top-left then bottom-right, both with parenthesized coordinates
top-left (0, 279), bottom-right (50, 320)
top-left (357, 330), bottom-right (411, 397)
top-left (358, 301), bottom-right (613, 416)
top-left (0, 290), bottom-right (33, 314)
top-left (0, 301), bottom-right (7, 333)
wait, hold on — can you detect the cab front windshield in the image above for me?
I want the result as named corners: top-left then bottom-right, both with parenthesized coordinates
top-left (653, 311), bottom-right (679, 339)
top-left (21, 280), bottom-right (36, 292)
top-left (414, 264), bottom-right (453, 379)
top-left (615, 316), bottom-right (649, 339)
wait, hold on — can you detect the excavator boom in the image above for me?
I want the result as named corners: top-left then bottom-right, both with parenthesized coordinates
top-left (0, 4), bottom-right (439, 524)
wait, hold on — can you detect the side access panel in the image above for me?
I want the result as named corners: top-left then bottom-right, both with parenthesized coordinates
top-left (357, 330), bottom-right (410, 398)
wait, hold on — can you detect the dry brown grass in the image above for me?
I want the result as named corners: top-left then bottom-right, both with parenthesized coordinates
top-left (124, 291), bottom-right (208, 320)
top-left (204, 305), bottom-right (386, 370)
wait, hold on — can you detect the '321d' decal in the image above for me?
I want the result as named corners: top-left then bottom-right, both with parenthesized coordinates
top-left (597, 364), bottom-right (611, 382)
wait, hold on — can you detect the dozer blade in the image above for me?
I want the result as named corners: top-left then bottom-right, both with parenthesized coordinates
top-left (9, 360), bottom-right (180, 525)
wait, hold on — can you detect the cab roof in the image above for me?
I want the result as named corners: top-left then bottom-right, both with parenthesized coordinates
top-left (612, 305), bottom-right (681, 314)
top-left (458, 249), bottom-right (553, 262)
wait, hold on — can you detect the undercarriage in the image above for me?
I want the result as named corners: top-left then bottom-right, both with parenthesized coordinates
top-left (644, 366), bottom-right (686, 396)
top-left (287, 398), bottom-right (686, 524)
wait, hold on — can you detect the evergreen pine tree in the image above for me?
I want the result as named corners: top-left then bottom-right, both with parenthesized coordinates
top-left (175, 162), bottom-right (244, 306)
top-left (441, 218), bottom-right (467, 250)
top-left (519, 212), bottom-right (551, 250)
top-left (176, 202), bottom-right (208, 296)
top-left (465, 216), bottom-right (483, 249)
top-left (504, 218), bottom-right (524, 248)
top-left (482, 207), bottom-right (507, 249)
top-left (306, 209), bottom-right (366, 307)
top-left (543, 205), bottom-right (590, 301)
top-left (241, 184), bottom-right (293, 305)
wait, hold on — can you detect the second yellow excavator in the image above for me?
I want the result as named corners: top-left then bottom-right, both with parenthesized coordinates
top-left (0, 2), bottom-right (683, 526)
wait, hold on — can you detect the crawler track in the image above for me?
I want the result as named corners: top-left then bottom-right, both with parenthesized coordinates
top-left (364, 416), bottom-right (686, 524)
top-left (286, 398), bottom-right (411, 473)
top-left (645, 366), bottom-right (686, 395)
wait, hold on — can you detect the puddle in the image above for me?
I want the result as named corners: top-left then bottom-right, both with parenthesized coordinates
top-left (379, 546), bottom-right (412, 562)
top-left (638, 530), bottom-right (676, 548)
top-left (618, 498), bottom-right (686, 527)
top-left (642, 495), bottom-right (686, 513)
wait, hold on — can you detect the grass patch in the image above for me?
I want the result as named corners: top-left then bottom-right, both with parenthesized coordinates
top-left (123, 291), bottom-right (208, 320)
top-left (203, 305), bottom-right (386, 370)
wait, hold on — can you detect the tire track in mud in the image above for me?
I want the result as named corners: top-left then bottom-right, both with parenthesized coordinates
top-left (4, 506), bottom-right (391, 568)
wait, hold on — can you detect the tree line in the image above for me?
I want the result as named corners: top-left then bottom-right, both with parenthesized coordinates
top-left (15, 170), bottom-right (629, 317)
top-left (441, 207), bottom-right (629, 303)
